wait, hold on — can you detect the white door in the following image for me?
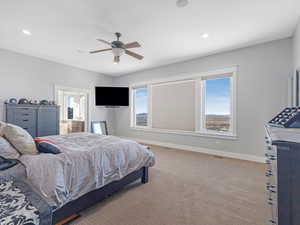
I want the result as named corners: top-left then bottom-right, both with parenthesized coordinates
top-left (55, 86), bottom-right (90, 135)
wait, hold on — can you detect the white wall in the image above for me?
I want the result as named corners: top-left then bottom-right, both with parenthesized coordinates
top-left (0, 38), bottom-right (293, 159)
top-left (294, 18), bottom-right (300, 70)
top-left (113, 38), bottom-right (293, 158)
top-left (0, 49), bottom-right (115, 133)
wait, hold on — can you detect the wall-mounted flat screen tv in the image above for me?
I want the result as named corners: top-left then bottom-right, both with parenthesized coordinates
top-left (95, 86), bottom-right (129, 106)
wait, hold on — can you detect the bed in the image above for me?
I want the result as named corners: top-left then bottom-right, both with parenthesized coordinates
top-left (0, 126), bottom-right (155, 225)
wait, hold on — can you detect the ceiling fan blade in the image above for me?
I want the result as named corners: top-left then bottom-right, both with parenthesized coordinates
top-left (96, 39), bottom-right (111, 46)
top-left (125, 50), bottom-right (144, 60)
top-left (124, 42), bottom-right (141, 49)
top-left (90, 48), bottom-right (112, 54)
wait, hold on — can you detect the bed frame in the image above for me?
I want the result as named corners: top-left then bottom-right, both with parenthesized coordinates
top-left (52, 167), bottom-right (149, 225)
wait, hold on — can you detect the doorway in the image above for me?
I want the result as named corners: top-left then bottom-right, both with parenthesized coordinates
top-left (55, 86), bottom-right (90, 135)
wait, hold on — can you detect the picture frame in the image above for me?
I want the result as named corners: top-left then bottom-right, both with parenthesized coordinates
top-left (91, 121), bottom-right (108, 135)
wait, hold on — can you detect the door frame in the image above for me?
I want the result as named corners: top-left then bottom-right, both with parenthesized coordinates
top-left (54, 85), bottom-right (92, 132)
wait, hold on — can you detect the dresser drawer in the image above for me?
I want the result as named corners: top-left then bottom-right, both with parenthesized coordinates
top-left (14, 107), bottom-right (35, 116)
top-left (21, 127), bottom-right (36, 138)
top-left (11, 108), bottom-right (36, 128)
top-left (266, 153), bottom-right (277, 175)
top-left (267, 182), bottom-right (277, 195)
top-left (269, 204), bottom-right (278, 225)
top-left (14, 117), bottom-right (35, 128)
top-left (269, 218), bottom-right (277, 225)
top-left (266, 144), bottom-right (277, 155)
top-left (15, 107), bottom-right (35, 121)
top-left (266, 187), bottom-right (278, 225)
top-left (266, 167), bottom-right (277, 186)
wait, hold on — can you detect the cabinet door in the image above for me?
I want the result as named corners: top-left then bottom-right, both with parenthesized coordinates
top-left (277, 145), bottom-right (292, 225)
top-left (37, 107), bottom-right (59, 137)
top-left (290, 143), bottom-right (300, 225)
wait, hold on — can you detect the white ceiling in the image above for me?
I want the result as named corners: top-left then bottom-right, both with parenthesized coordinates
top-left (0, 0), bottom-right (299, 76)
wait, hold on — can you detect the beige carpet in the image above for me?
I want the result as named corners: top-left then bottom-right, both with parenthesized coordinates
top-left (71, 145), bottom-right (267, 225)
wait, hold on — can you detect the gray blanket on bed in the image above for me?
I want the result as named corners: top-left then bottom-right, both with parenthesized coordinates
top-left (0, 164), bottom-right (52, 225)
top-left (19, 133), bottom-right (155, 209)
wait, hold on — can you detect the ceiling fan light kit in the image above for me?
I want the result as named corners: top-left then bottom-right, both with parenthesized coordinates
top-left (114, 56), bottom-right (120, 64)
top-left (90, 32), bottom-right (144, 64)
top-left (176, 0), bottom-right (189, 8)
top-left (112, 47), bottom-right (125, 57)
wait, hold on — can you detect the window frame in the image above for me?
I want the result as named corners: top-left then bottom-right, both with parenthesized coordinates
top-left (198, 73), bottom-right (236, 137)
top-left (130, 67), bottom-right (237, 139)
top-left (131, 85), bottom-right (151, 129)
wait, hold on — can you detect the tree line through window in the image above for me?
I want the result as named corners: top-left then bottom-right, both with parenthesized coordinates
top-left (134, 87), bottom-right (148, 126)
top-left (204, 77), bottom-right (231, 132)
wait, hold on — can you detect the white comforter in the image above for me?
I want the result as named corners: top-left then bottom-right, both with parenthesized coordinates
top-left (19, 133), bottom-right (155, 209)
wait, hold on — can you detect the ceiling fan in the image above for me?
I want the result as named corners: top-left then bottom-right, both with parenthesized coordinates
top-left (90, 32), bottom-right (144, 64)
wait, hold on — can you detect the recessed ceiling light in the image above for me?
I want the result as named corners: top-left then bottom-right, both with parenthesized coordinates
top-left (22, 29), bottom-right (31, 36)
top-left (77, 49), bottom-right (86, 54)
top-left (176, 0), bottom-right (189, 8)
top-left (202, 33), bottom-right (209, 39)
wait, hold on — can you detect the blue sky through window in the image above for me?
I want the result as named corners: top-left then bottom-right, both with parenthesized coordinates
top-left (135, 88), bottom-right (148, 114)
top-left (205, 77), bottom-right (230, 115)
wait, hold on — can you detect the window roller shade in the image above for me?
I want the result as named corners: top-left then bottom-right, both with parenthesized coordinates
top-left (151, 80), bottom-right (195, 131)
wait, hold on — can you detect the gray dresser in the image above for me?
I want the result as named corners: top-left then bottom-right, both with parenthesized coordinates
top-left (5, 104), bottom-right (60, 138)
top-left (265, 125), bottom-right (300, 225)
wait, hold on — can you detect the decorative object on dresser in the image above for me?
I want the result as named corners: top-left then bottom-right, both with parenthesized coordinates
top-left (268, 107), bottom-right (300, 128)
top-left (8, 98), bottom-right (17, 104)
top-left (5, 103), bottom-right (60, 138)
top-left (91, 121), bottom-right (108, 135)
top-left (39, 100), bottom-right (49, 105)
top-left (18, 98), bottom-right (29, 104)
top-left (265, 124), bottom-right (300, 225)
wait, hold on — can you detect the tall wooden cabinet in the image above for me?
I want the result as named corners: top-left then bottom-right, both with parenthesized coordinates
top-left (5, 104), bottom-right (59, 138)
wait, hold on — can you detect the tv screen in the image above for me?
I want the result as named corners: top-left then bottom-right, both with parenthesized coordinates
top-left (95, 86), bottom-right (129, 106)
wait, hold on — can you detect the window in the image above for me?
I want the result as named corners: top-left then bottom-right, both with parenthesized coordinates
top-left (133, 87), bottom-right (149, 127)
top-left (202, 76), bottom-right (232, 133)
top-left (131, 67), bottom-right (237, 138)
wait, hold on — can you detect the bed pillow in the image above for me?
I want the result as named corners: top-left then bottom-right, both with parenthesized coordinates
top-left (0, 137), bottom-right (20, 159)
top-left (0, 121), bottom-right (6, 136)
top-left (35, 138), bottom-right (61, 154)
top-left (3, 124), bottom-right (38, 155)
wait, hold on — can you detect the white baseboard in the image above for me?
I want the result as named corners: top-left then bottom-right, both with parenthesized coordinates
top-left (120, 136), bottom-right (265, 163)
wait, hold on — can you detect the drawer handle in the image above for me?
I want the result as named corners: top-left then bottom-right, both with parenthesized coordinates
top-left (265, 153), bottom-right (276, 161)
top-left (23, 128), bottom-right (28, 130)
top-left (268, 200), bottom-right (273, 205)
top-left (23, 119), bottom-right (29, 122)
top-left (266, 170), bottom-right (273, 177)
top-left (266, 184), bottom-right (277, 193)
top-left (23, 114), bottom-right (29, 116)
top-left (266, 159), bottom-right (272, 165)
